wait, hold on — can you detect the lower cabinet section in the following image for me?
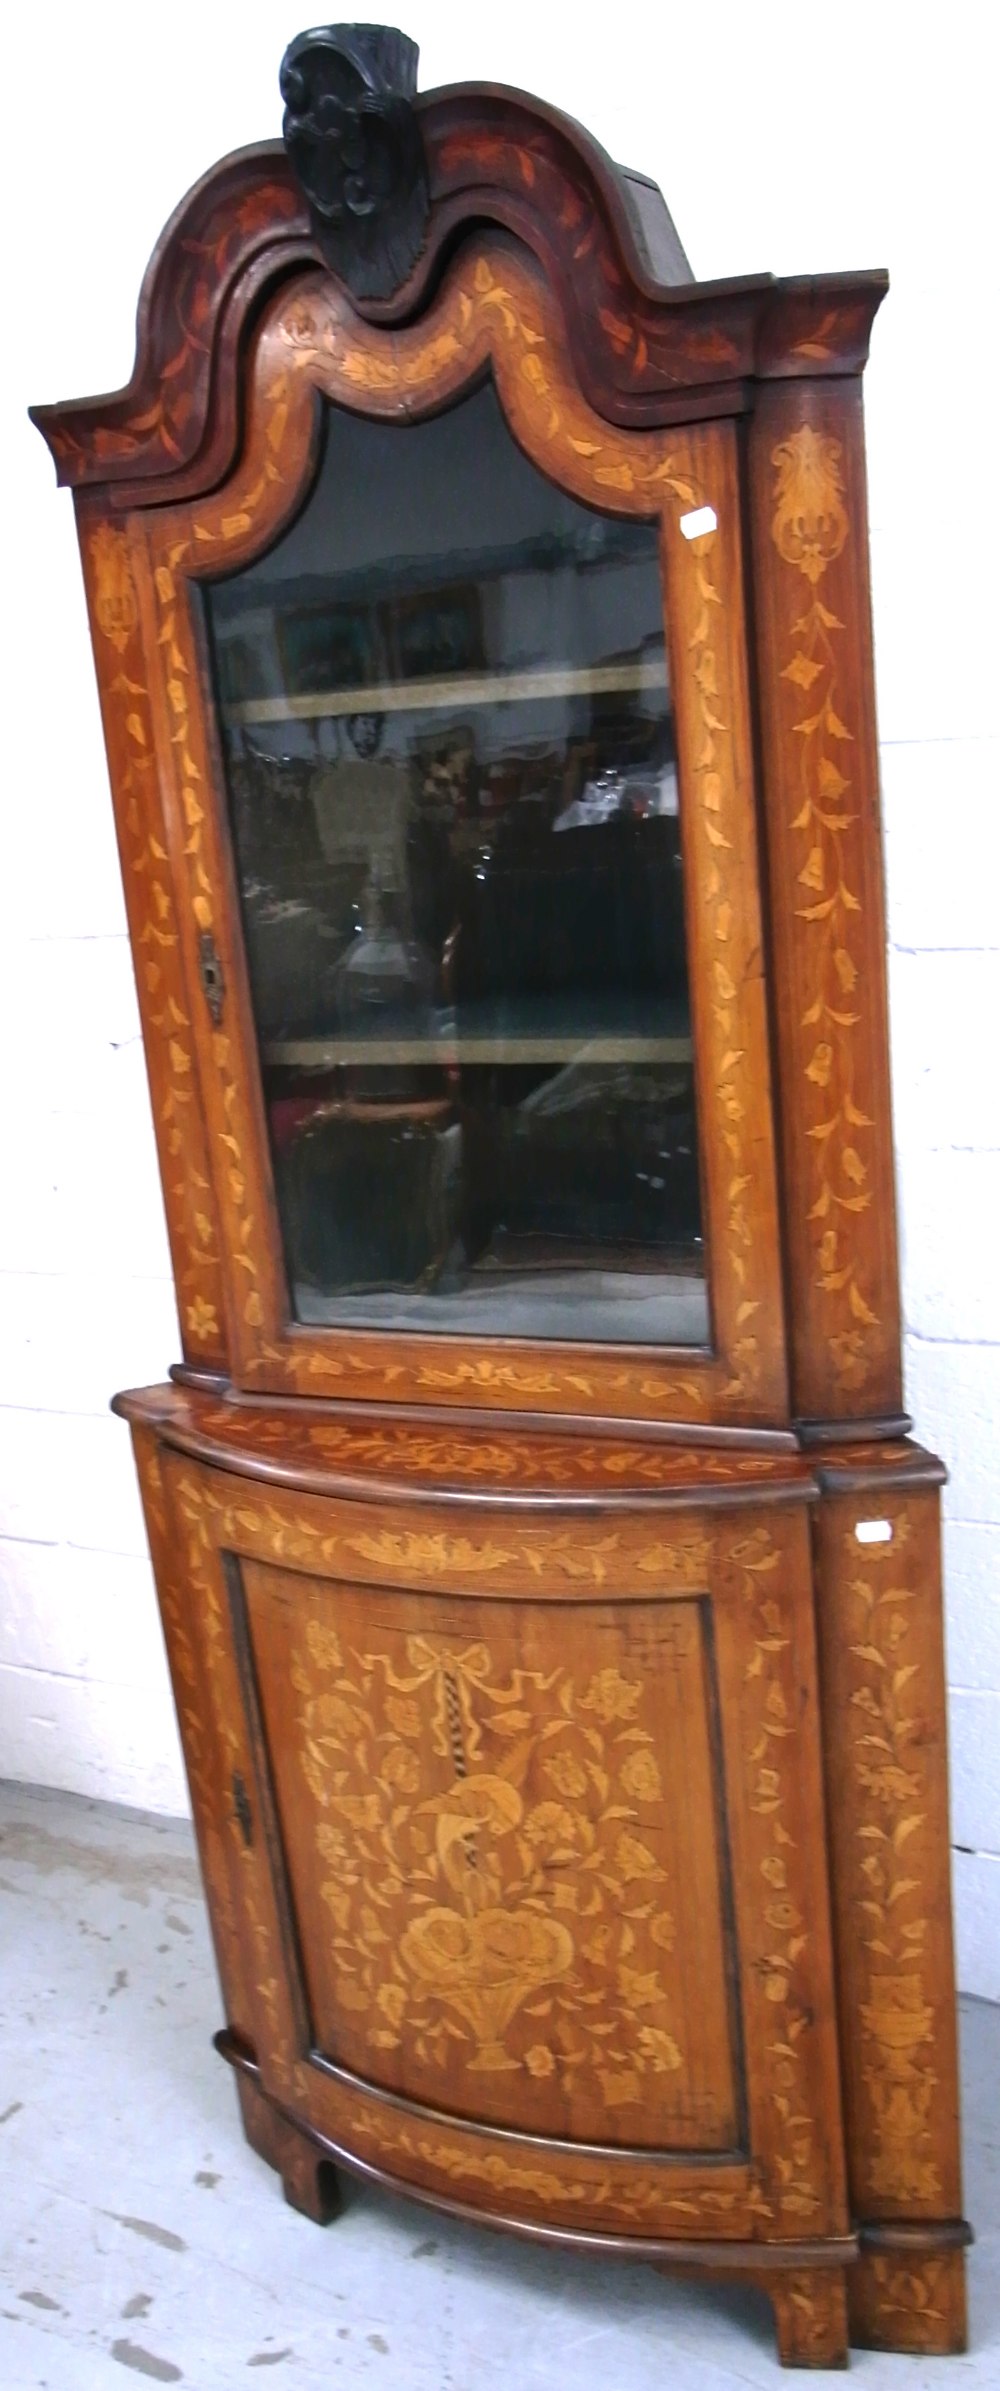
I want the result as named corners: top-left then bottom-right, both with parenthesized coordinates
top-left (126, 1408), bottom-right (970, 2369)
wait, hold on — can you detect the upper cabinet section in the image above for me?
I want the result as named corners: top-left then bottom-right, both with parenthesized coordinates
top-left (130, 249), bottom-right (788, 1420)
top-left (34, 24), bottom-right (902, 1431)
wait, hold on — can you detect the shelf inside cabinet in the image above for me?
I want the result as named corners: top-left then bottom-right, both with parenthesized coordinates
top-left (226, 657), bottom-right (668, 728)
top-left (261, 994), bottom-right (694, 1072)
top-left (294, 1264), bottom-right (709, 1344)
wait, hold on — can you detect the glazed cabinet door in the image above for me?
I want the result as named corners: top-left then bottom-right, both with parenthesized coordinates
top-left (126, 239), bottom-right (788, 1427)
top-left (162, 1452), bottom-right (847, 2249)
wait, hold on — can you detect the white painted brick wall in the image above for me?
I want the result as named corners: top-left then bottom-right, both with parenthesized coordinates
top-left (4, 3), bottom-right (998, 1993)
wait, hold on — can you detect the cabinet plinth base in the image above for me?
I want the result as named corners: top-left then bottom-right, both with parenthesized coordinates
top-left (234, 2068), bottom-right (341, 2227)
top-left (222, 2051), bottom-right (971, 2366)
top-left (849, 2241), bottom-right (969, 2356)
top-left (768, 2271), bottom-right (849, 2369)
top-left (224, 2045), bottom-right (859, 2367)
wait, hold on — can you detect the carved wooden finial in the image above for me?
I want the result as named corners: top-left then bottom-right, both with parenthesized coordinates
top-left (279, 23), bottom-right (429, 302)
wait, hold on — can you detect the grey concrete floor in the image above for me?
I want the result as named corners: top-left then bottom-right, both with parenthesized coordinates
top-left (0, 1781), bottom-right (996, 2389)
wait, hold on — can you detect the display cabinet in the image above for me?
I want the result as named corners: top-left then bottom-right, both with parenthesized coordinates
top-left (33, 23), bottom-right (970, 2367)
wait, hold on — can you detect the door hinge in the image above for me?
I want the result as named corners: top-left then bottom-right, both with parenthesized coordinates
top-left (231, 1770), bottom-right (254, 1848)
top-left (198, 930), bottom-right (226, 1025)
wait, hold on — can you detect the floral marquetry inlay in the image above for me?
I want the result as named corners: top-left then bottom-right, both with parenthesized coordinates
top-left (866, 2253), bottom-right (965, 2353)
top-left (768, 422), bottom-right (878, 1395)
top-left (46, 172), bottom-right (304, 488)
top-left (839, 1511), bottom-right (943, 2206)
top-left (729, 1524), bottom-right (826, 2223)
top-left (190, 1399), bottom-right (804, 1500)
top-left (173, 1464), bottom-right (715, 1596)
top-left (771, 428), bottom-right (848, 586)
top-left (156, 1455), bottom-right (861, 2248)
top-left (146, 538), bottom-right (269, 1345)
top-left (89, 524), bottom-right (139, 652)
top-left (241, 1556), bottom-right (742, 2154)
top-left (79, 509), bottom-right (227, 1367)
top-left (170, 1470), bottom-right (289, 2064)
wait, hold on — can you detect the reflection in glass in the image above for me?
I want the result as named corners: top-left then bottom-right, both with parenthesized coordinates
top-left (202, 378), bottom-right (707, 1345)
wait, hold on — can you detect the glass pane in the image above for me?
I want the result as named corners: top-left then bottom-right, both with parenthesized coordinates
top-left (202, 379), bottom-right (708, 1345)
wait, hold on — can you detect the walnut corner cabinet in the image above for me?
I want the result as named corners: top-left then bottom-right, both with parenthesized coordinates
top-left (32, 23), bottom-right (971, 2369)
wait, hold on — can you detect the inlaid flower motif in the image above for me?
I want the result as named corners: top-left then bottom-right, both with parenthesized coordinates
top-left (305, 1618), bottom-right (343, 1673)
top-left (805, 1041), bottom-right (834, 1087)
top-left (524, 2044), bottom-right (556, 2079)
top-left (385, 1694), bottom-right (421, 1737)
top-left (523, 1802), bottom-right (575, 1848)
top-left (578, 1667), bottom-right (642, 1724)
top-left (543, 1751), bottom-right (588, 1799)
top-left (313, 1692), bottom-right (359, 1740)
top-left (400, 1904), bottom-right (574, 2065)
top-left (382, 1744), bottom-right (421, 1793)
top-left (771, 425), bottom-right (849, 584)
top-left (620, 1748), bottom-right (663, 1803)
top-left (185, 1295), bottom-right (219, 1343)
top-left (90, 523), bottom-right (138, 652)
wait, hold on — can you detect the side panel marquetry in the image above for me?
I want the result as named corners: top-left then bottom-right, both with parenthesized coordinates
top-left (748, 385), bottom-right (902, 1422)
top-left (709, 1514), bottom-right (847, 2234)
top-left (135, 239), bottom-right (787, 1426)
top-left (813, 1480), bottom-right (967, 2350)
top-left (131, 1426), bottom-right (252, 2040)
